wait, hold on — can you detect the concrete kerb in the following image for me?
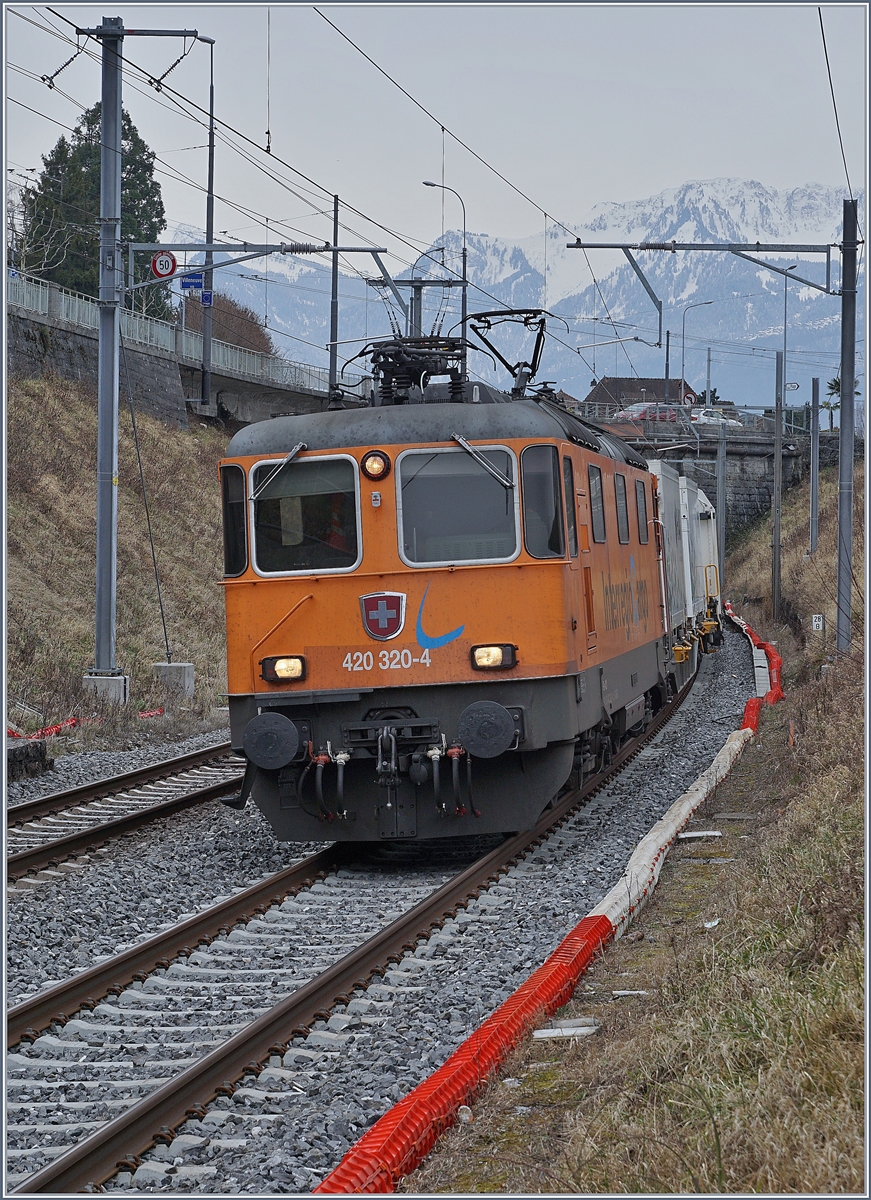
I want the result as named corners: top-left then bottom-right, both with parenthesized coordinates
top-left (315, 614), bottom-right (782, 1194)
top-left (588, 726), bottom-right (754, 935)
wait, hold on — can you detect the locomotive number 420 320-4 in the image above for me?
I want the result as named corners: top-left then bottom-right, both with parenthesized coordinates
top-left (342, 648), bottom-right (432, 672)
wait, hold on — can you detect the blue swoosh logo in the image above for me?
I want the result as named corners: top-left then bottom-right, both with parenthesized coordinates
top-left (416, 584), bottom-right (465, 649)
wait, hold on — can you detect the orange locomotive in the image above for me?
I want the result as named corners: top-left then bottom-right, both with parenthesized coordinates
top-left (219, 324), bottom-right (720, 841)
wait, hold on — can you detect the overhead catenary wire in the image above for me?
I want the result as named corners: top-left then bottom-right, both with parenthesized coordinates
top-left (17, 6), bottom-right (573, 335)
top-left (312, 6), bottom-right (637, 373)
top-left (35, 2), bottom-right (618, 343)
top-left (119, 331), bottom-right (172, 664)
top-left (17, 9), bottom-right (858, 392)
top-left (817, 7), bottom-right (859, 220)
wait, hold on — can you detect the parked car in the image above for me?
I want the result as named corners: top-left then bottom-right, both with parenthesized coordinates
top-left (690, 408), bottom-right (743, 428)
top-left (613, 402), bottom-right (679, 422)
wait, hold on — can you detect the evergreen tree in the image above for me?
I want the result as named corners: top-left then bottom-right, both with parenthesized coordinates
top-left (695, 387), bottom-right (720, 406)
top-left (18, 104), bottom-right (170, 317)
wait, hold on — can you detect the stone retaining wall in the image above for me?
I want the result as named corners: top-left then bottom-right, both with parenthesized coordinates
top-left (7, 312), bottom-right (189, 428)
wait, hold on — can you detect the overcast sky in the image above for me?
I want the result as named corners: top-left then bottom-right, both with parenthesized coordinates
top-left (5, 3), bottom-right (867, 273)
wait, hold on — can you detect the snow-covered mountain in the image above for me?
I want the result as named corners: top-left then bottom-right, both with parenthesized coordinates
top-left (187, 179), bottom-right (864, 406)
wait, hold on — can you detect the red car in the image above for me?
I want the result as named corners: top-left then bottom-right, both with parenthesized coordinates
top-left (613, 402), bottom-right (679, 422)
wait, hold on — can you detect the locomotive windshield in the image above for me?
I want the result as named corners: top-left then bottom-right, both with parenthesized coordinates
top-left (252, 456), bottom-right (359, 573)
top-left (397, 448), bottom-right (518, 565)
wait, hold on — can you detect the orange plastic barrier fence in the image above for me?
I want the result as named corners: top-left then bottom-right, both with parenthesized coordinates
top-left (314, 913), bottom-right (614, 1193)
top-left (723, 602), bottom-right (785, 730)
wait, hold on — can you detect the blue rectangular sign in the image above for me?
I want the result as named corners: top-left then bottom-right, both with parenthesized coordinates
top-left (201, 290), bottom-right (213, 307)
top-left (180, 273), bottom-right (203, 289)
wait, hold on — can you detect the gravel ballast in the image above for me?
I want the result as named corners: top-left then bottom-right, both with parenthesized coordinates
top-left (6, 729), bottom-right (231, 809)
top-left (6, 631), bottom-right (754, 1193)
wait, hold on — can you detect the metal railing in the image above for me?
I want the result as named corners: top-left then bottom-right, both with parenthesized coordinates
top-left (7, 270), bottom-right (371, 398)
top-left (7, 271), bottom-right (49, 315)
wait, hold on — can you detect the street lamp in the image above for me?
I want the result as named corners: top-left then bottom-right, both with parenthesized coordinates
top-left (680, 299), bottom-right (714, 402)
top-left (423, 181), bottom-right (467, 380)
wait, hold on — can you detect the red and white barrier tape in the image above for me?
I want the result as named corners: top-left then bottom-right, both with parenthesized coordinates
top-left (315, 607), bottom-right (784, 1194)
top-left (6, 709), bottom-right (165, 742)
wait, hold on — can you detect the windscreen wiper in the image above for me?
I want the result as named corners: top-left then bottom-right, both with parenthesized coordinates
top-left (450, 433), bottom-right (514, 490)
top-left (250, 442), bottom-right (307, 501)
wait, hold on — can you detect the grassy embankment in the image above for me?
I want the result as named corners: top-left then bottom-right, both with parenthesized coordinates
top-left (406, 460), bottom-right (864, 1194)
top-left (7, 374), bottom-right (231, 749)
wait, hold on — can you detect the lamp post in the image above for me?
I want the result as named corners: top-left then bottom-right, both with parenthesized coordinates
top-left (423, 181), bottom-right (467, 380)
top-left (680, 299), bottom-right (714, 402)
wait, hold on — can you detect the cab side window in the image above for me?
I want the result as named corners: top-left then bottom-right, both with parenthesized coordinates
top-left (615, 473), bottom-right (630, 544)
top-left (522, 445), bottom-right (566, 558)
top-left (221, 464), bottom-right (248, 576)
top-left (563, 457), bottom-right (578, 557)
top-left (636, 479), bottom-right (650, 544)
top-left (588, 465), bottom-right (606, 542)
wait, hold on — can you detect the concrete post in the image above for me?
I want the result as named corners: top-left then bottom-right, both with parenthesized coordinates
top-left (152, 662), bottom-right (195, 699)
top-left (47, 282), bottom-right (62, 319)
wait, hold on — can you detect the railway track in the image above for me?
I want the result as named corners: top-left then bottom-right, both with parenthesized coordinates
top-left (6, 744), bottom-right (241, 883)
top-left (7, 679), bottom-right (695, 1195)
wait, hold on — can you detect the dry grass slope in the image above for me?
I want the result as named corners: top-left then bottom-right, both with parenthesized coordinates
top-left (7, 374), bottom-right (231, 745)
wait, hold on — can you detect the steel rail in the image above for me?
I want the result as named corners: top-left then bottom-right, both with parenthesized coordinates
top-left (7, 845), bottom-right (352, 1048)
top-left (6, 742), bottom-right (233, 826)
top-left (6, 773), bottom-right (244, 882)
top-left (12, 674), bottom-right (695, 1194)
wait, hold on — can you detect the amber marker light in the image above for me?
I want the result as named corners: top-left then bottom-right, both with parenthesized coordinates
top-left (260, 655), bottom-right (306, 683)
top-left (471, 644), bottom-right (517, 670)
top-left (361, 450), bottom-right (391, 480)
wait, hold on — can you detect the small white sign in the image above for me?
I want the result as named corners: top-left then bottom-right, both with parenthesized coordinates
top-left (812, 613), bottom-right (824, 632)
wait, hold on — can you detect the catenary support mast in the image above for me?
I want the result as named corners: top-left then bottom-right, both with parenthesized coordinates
top-left (836, 199), bottom-right (858, 653)
top-left (77, 17), bottom-right (204, 701)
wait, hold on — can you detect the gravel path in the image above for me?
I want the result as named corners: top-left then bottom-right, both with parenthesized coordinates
top-left (5, 631), bottom-right (754, 1193)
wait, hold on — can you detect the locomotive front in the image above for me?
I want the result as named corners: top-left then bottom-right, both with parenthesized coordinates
top-left (220, 324), bottom-right (686, 844)
top-left (221, 397), bottom-right (589, 842)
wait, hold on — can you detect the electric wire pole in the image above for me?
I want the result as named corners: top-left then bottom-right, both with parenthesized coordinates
top-left (91, 17), bottom-right (124, 698)
top-left (717, 419), bottom-right (727, 594)
top-left (201, 39), bottom-right (215, 405)
top-left (328, 195), bottom-right (342, 408)
top-left (810, 377), bottom-right (819, 554)
top-left (836, 198), bottom-right (859, 653)
top-left (772, 351), bottom-right (783, 622)
top-left (77, 17), bottom-right (206, 701)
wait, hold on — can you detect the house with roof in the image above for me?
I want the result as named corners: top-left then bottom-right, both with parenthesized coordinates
top-left (582, 377), bottom-right (696, 410)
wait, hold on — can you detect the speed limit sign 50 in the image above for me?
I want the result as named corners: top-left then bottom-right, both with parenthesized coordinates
top-left (151, 251), bottom-right (177, 279)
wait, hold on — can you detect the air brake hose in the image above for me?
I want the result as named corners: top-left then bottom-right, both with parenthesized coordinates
top-left (447, 745), bottom-right (465, 816)
top-left (314, 752), bottom-right (333, 821)
top-left (427, 746), bottom-right (444, 813)
top-left (467, 754), bottom-right (481, 818)
top-left (335, 752), bottom-right (350, 817)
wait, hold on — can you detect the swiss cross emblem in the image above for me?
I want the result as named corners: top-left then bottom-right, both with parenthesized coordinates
top-left (360, 592), bottom-right (406, 641)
